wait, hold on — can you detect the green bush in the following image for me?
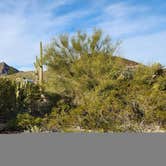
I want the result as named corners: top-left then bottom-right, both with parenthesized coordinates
top-left (1, 30), bottom-right (166, 132)
top-left (42, 30), bottom-right (166, 132)
top-left (16, 113), bottom-right (44, 130)
top-left (0, 78), bottom-right (47, 131)
top-left (0, 79), bottom-right (17, 119)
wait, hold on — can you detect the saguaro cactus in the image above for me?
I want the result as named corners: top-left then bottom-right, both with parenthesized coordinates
top-left (34, 56), bottom-right (39, 83)
top-left (34, 41), bottom-right (44, 85)
top-left (39, 41), bottom-right (44, 85)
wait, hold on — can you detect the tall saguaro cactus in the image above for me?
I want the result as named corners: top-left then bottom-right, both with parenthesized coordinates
top-left (34, 41), bottom-right (44, 85)
top-left (39, 41), bottom-right (44, 85)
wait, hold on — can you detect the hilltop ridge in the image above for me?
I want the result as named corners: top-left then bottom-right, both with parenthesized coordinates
top-left (0, 57), bottom-right (140, 81)
top-left (0, 62), bottom-right (19, 75)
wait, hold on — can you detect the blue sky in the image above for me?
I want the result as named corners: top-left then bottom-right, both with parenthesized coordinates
top-left (0, 0), bottom-right (166, 71)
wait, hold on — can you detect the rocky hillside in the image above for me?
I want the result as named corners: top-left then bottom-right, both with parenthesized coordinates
top-left (0, 62), bottom-right (19, 75)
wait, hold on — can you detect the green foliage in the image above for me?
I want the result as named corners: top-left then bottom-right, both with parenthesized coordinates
top-left (42, 30), bottom-right (166, 132)
top-left (16, 113), bottom-right (43, 130)
top-left (0, 78), bottom-right (46, 131)
top-left (16, 80), bottom-right (41, 114)
top-left (0, 79), bottom-right (17, 119)
top-left (1, 30), bottom-right (166, 133)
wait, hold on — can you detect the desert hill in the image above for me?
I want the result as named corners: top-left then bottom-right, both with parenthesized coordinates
top-left (0, 56), bottom-right (139, 80)
top-left (0, 62), bottom-right (19, 75)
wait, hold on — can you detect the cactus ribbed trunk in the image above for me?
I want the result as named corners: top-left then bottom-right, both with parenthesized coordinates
top-left (39, 67), bottom-right (43, 85)
top-left (39, 42), bottom-right (44, 85)
top-left (34, 41), bottom-right (44, 85)
top-left (34, 56), bottom-right (39, 84)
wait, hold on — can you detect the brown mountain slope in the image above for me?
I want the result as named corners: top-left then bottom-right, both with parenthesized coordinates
top-left (1, 57), bottom-right (140, 80)
top-left (4, 71), bottom-right (35, 80)
top-left (0, 62), bottom-right (19, 75)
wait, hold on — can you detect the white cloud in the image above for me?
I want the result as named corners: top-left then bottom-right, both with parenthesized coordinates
top-left (122, 31), bottom-right (166, 65)
top-left (0, 0), bottom-right (93, 70)
top-left (105, 2), bottom-right (148, 18)
top-left (94, 2), bottom-right (166, 66)
top-left (0, 0), bottom-right (165, 70)
top-left (97, 2), bottom-right (166, 38)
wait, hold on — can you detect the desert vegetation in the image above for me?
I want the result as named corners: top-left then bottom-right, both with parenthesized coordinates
top-left (0, 30), bottom-right (165, 133)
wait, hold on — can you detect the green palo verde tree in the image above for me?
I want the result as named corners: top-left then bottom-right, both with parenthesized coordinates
top-left (42, 29), bottom-right (166, 132)
top-left (43, 29), bottom-right (124, 131)
top-left (44, 29), bottom-right (121, 94)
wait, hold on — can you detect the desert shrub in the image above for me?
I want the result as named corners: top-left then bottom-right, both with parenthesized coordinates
top-left (0, 78), bottom-right (17, 119)
top-left (41, 30), bottom-right (166, 132)
top-left (6, 30), bottom-right (163, 132)
top-left (0, 78), bottom-right (50, 131)
top-left (158, 77), bottom-right (166, 91)
top-left (16, 113), bottom-right (44, 130)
